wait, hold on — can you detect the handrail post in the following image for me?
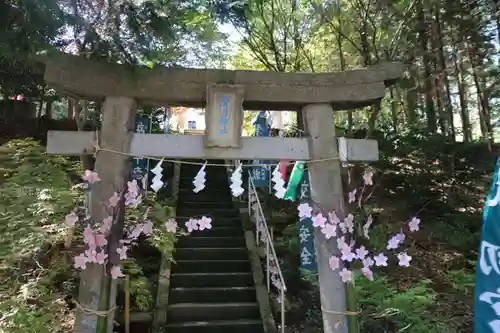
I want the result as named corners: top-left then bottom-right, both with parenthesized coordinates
top-left (281, 289), bottom-right (285, 333)
top-left (266, 237), bottom-right (270, 291)
top-left (247, 172), bottom-right (287, 332)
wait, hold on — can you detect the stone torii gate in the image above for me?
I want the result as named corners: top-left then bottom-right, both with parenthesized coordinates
top-left (42, 53), bottom-right (402, 333)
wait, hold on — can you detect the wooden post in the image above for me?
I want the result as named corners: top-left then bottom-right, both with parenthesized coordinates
top-left (302, 103), bottom-right (350, 333)
top-left (124, 276), bottom-right (130, 333)
top-left (73, 96), bottom-right (136, 333)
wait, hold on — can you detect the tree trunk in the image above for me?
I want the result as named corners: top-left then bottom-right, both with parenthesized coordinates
top-left (434, 7), bottom-right (455, 141)
top-left (469, 44), bottom-right (492, 144)
top-left (45, 101), bottom-right (53, 119)
top-left (68, 98), bottom-right (74, 119)
top-left (416, 0), bottom-right (437, 132)
top-left (390, 88), bottom-right (399, 133)
top-left (453, 47), bottom-right (471, 142)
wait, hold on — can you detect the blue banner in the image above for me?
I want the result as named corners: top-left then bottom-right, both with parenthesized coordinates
top-left (298, 171), bottom-right (317, 277)
top-left (475, 157), bottom-right (500, 333)
top-left (250, 160), bottom-right (269, 188)
top-left (131, 115), bottom-right (152, 182)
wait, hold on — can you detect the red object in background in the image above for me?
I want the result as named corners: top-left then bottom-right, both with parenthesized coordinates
top-left (279, 160), bottom-right (290, 180)
top-left (9, 94), bottom-right (24, 101)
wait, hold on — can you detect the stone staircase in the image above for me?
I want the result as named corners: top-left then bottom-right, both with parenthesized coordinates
top-left (165, 160), bottom-right (265, 333)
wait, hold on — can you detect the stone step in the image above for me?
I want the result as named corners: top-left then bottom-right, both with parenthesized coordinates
top-left (164, 319), bottom-right (264, 333)
top-left (175, 247), bottom-right (247, 261)
top-left (179, 201), bottom-right (234, 209)
top-left (167, 302), bottom-right (260, 323)
top-left (174, 218), bottom-right (241, 228)
top-left (176, 236), bottom-right (245, 248)
top-left (169, 286), bottom-right (256, 303)
top-left (170, 272), bottom-right (254, 288)
top-left (178, 227), bottom-right (243, 238)
top-left (177, 191), bottom-right (233, 200)
top-left (177, 192), bottom-right (233, 202)
top-left (172, 259), bottom-right (251, 273)
top-left (177, 208), bottom-right (239, 218)
top-left (198, 217), bottom-right (242, 227)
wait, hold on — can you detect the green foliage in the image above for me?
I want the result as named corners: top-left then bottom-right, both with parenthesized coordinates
top-left (149, 202), bottom-right (177, 257)
top-left (0, 138), bottom-right (80, 263)
top-left (119, 199), bottom-right (176, 311)
top-left (121, 260), bottom-right (154, 311)
top-left (356, 276), bottom-right (451, 333)
top-left (445, 269), bottom-right (475, 294)
top-left (0, 138), bottom-right (80, 332)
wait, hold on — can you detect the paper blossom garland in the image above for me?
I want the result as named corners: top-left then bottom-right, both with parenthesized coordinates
top-left (271, 164), bottom-right (287, 198)
top-left (230, 165), bottom-right (244, 197)
top-left (192, 162), bottom-right (207, 193)
top-left (150, 159), bottom-right (164, 192)
top-left (66, 170), bottom-right (213, 279)
top-left (297, 170), bottom-right (422, 283)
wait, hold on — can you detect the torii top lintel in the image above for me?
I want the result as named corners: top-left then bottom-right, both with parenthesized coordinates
top-left (40, 52), bottom-right (403, 111)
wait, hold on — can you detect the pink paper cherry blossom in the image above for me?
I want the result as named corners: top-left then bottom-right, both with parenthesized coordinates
top-left (74, 253), bottom-right (87, 269)
top-left (95, 250), bottom-right (108, 264)
top-left (185, 218), bottom-right (199, 233)
top-left (329, 255), bottom-right (340, 270)
top-left (337, 236), bottom-right (347, 250)
top-left (342, 214), bottom-right (354, 233)
top-left (124, 191), bottom-right (141, 207)
top-left (85, 249), bottom-right (97, 263)
top-left (397, 252), bottom-right (412, 267)
top-left (82, 170), bottom-right (101, 183)
top-left (348, 189), bottom-right (357, 203)
top-left (312, 213), bottom-right (327, 228)
top-left (340, 243), bottom-right (355, 262)
top-left (355, 246), bottom-right (369, 260)
top-left (342, 252), bottom-right (356, 262)
top-left (297, 202), bottom-right (313, 219)
top-left (128, 224), bottom-right (143, 240)
top-left (117, 246), bottom-right (128, 260)
top-left (110, 265), bottom-right (125, 279)
top-left (109, 192), bottom-right (120, 207)
top-left (408, 217), bottom-right (421, 232)
top-left (83, 225), bottom-right (95, 246)
top-left (165, 218), bottom-right (177, 233)
top-left (65, 212), bottom-right (79, 228)
top-left (100, 217), bottom-right (113, 233)
top-left (373, 253), bottom-right (388, 267)
top-left (321, 223), bottom-right (337, 239)
top-left (198, 216), bottom-right (212, 231)
top-left (362, 267), bottom-right (374, 281)
top-left (142, 221), bottom-right (154, 236)
top-left (363, 257), bottom-right (374, 268)
top-left (339, 268), bottom-right (353, 283)
top-left (328, 211), bottom-right (340, 224)
top-left (363, 170), bottom-right (373, 186)
top-left (127, 180), bottom-right (139, 195)
top-left (94, 234), bottom-right (107, 247)
top-left (387, 234), bottom-right (404, 250)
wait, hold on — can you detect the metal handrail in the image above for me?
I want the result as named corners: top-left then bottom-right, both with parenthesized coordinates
top-left (247, 173), bottom-right (287, 333)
